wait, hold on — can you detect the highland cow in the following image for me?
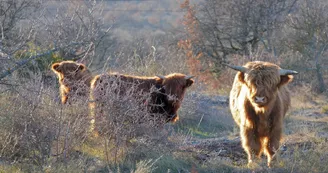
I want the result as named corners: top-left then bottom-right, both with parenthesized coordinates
top-left (226, 61), bottom-right (298, 167)
top-left (89, 72), bottom-right (194, 131)
top-left (51, 61), bottom-right (93, 104)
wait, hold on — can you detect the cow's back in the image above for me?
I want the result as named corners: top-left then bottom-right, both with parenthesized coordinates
top-left (118, 75), bottom-right (159, 92)
top-left (90, 73), bottom-right (161, 101)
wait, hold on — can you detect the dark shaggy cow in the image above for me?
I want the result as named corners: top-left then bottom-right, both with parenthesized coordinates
top-left (51, 61), bottom-right (93, 104)
top-left (89, 72), bottom-right (194, 131)
top-left (226, 61), bottom-right (298, 167)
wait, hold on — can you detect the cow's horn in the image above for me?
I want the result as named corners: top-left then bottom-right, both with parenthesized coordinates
top-left (156, 75), bottom-right (166, 80)
top-left (223, 63), bottom-right (248, 73)
top-left (279, 69), bottom-right (298, 75)
top-left (185, 75), bottom-right (194, 80)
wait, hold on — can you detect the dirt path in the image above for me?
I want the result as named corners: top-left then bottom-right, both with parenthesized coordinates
top-left (177, 94), bottom-right (328, 167)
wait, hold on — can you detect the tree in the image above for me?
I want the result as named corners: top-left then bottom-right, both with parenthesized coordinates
top-left (0, 0), bottom-right (42, 80)
top-left (0, 0), bottom-right (43, 73)
top-left (38, 1), bottom-right (115, 63)
top-left (286, 0), bottom-right (328, 93)
top-left (0, 0), bottom-right (41, 52)
top-left (0, 1), bottom-right (116, 80)
top-left (181, 0), bottom-right (296, 65)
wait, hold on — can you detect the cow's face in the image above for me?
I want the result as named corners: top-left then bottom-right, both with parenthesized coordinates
top-left (157, 73), bottom-right (194, 122)
top-left (51, 61), bottom-right (87, 83)
top-left (230, 61), bottom-right (296, 108)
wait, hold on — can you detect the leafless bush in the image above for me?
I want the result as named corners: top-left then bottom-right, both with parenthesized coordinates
top-left (38, 1), bottom-right (115, 63)
top-left (0, 72), bottom-right (90, 169)
top-left (94, 35), bottom-right (190, 77)
top-left (89, 75), bottom-right (179, 166)
top-left (92, 77), bottom-right (170, 136)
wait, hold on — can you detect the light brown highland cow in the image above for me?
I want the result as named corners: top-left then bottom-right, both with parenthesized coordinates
top-left (51, 61), bottom-right (93, 104)
top-left (226, 61), bottom-right (298, 167)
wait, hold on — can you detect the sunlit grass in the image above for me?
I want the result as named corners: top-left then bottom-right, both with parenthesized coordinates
top-left (321, 104), bottom-right (328, 114)
top-left (0, 165), bottom-right (23, 173)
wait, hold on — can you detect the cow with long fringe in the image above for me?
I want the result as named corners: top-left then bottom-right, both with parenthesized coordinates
top-left (226, 61), bottom-right (298, 167)
top-left (51, 61), bottom-right (93, 104)
top-left (89, 72), bottom-right (194, 133)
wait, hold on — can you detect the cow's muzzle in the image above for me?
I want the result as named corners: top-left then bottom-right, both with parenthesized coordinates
top-left (254, 96), bottom-right (267, 105)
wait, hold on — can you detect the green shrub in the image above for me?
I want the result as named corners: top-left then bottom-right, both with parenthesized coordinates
top-left (321, 104), bottom-right (328, 114)
top-left (13, 43), bottom-right (63, 78)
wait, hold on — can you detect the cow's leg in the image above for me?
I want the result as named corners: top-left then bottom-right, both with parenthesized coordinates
top-left (241, 127), bottom-right (261, 166)
top-left (61, 95), bottom-right (68, 104)
top-left (60, 85), bottom-right (70, 104)
top-left (95, 102), bottom-right (106, 135)
top-left (89, 101), bottom-right (98, 137)
top-left (89, 100), bottom-right (106, 137)
top-left (264, 113), bottom-right (283, 168)
top-left (264, 128), bottom-right (282, 167)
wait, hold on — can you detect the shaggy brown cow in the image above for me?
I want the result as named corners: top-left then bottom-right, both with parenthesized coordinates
top-left (51, 61), bottom-right (93, 104)
top-left (226, 61), bottom-right (298, 167)
top-left (89, 72), bottom-right (194, 131)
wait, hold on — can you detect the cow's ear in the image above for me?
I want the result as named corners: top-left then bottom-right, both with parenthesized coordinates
top-left (237, 72), bottom-right (246, 84)
top-left (51, 63), bottom-right (60, 72)
top-left (279, 75), bottom-right (293, 87)
top-left (186, 78), bottom-right (194, 87)
top-left (155, 77), bottom-right (164, 85)
top-left (78, 64), bottom-right (86, 71)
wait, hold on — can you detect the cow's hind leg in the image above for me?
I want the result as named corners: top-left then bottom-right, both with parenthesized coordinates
top-left (241, 128), bottom-right (261, 166)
